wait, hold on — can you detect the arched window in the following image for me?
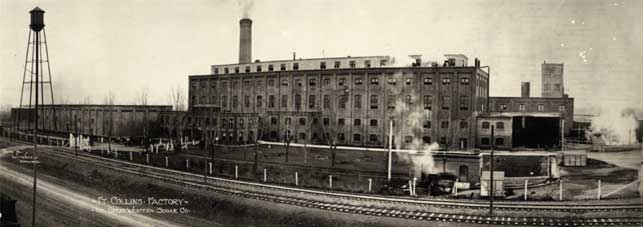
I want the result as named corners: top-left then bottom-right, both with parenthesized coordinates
top-left (482, 121), bottom-right (490, 129)
top-left (496, 122), bottom-right (504, 129)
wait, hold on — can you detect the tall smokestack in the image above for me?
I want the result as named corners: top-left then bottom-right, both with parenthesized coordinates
top-left (239, 18), bottom-right (252, 64)
top-left (521, 82), bottom-right (530, 98)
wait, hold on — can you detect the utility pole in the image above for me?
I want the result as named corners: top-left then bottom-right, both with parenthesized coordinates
top-left (387, 119), bottom-right (393, 181)
top-left (489, 125), bottom-right (496, 215)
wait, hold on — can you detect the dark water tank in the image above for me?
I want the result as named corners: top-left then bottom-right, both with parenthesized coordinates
top-left (30, 6), bottom-right (45, 32)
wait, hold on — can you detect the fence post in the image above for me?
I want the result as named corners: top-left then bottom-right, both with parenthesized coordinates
top-left (146, 154), bottom-right (149, 164)
top-left (295, 172), bottom-right (299, 186)
top-left (597, 180), bottom-right (601, 200)
top-left (368, 178), bottom-right (372, 192)
top-left (114, 150), bottom-right (118, 158)
top-left (409, 180), bottom-right (413, 196)
top-left (186, 159), bottom-right (190, 169)
top-left (209, 162), bottom-right (213, 175)
top-left (165, 156), bottom-right (169, 168)
top-left (129, 152), bottom-right (133, 161)
top-left (524, 179), bottom-right (528, 201)
top-left (234, 165), bottom-right (238, 179)
top-left (263, 168), bottom-right (267, 182)
top-left (329, 175), bottom-right (333, 189)
top-left (452, 178), bottom-right (457, 196)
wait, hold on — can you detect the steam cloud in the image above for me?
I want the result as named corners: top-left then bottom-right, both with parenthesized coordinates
top-left (589, 104), bottom-right (639, 145)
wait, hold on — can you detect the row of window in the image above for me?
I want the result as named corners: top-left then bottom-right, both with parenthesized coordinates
top-left (481, 121), bottom-right (505, 130)
top-left (480, 137), bottom-right (505, 146)
top-left (192, 75), bottom-right (472, 90)
top-left (194, 94), bottom-right (471, 111)
top-left (213, 59), bottom-right (389, 75)
top-left (498, 103), bottom-right (566, 112)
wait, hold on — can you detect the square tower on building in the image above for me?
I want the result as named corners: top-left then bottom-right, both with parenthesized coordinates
top-left (541, 62), bottom-right (564, 97)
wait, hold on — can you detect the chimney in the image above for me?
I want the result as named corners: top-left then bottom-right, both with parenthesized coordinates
top-left (239, 18), bottom-right (252, 64)
top-left (521, 82), bottom-right (530, 98)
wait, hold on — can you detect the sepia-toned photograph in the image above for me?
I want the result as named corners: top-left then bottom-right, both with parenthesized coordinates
top-left (0, 0), bottom-right (642, 226)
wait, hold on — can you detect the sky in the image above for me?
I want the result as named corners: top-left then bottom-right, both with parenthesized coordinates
top-left (1, 0), bottom-right (642, 114)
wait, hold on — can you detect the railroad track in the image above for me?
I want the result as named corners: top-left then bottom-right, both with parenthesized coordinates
top-left (3, 138), bottom-right (643, 226)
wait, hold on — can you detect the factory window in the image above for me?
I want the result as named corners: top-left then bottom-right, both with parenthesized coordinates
top-left (495, 138), bottom-right (504, 146)
top-left (338, 78), bottom-right (346, 86)
top-left (496, 122), bottom-right (504, 129)
top-left (234, 67), bottom-right (239, 73)
top-left (355, 78), bottom-right (363, 85)
top-left (370, 119), bottom-right (378, 127)
top-left (320, 62), bottom-right (326, 69)
top-left (460, 77), bottom-right (470, 85)
top-left (309, 79), bottom-right (317, 86)
top-left (269, 131), bottom-right (278, 139)
top-left (295, 94), bottom-right (302, 109)
top-left (559, 105), bottom-right (566, 111)
top-left (281, 95), bottom-right (288, 108)
top-left (388, 95), bottom-right (395, 109)
top-left (554, 83), bottom-right (560, 91)
top-left (406, 78), bottom-right (414, 86)
top-left (299, 118), bottom-right (306, 126)
top-left (519, 104), bottom-right (526, 111)
top-left (405, 136), bottom-right (413, 144)
top-left (423, 95), bottom-right (432, 110)
top-left (334, 61), bottom-right (341, 68)
top-left (323, 95), bottom-right (330, 109)
top-left (354, 119), bottom-right (361, 126)
top-left (442, 77), bottom-right (451, 86)
top-left (267, 79), bottom-right (274, 87)
top-left (481, 138), bottom-right (490, 145)
top-left (482, 121), bottom-right (490, 129)
top-left (224, 67), bottom-right (229, 74)
top-left (500, 104), bottom-right (507, 111)
top-left (424, 77), bottom-right (433, 85)
top-left (354, 95), bottom-right (362, 108)
top-left (211, 80), bottom-right (216, 88)
top-left (232, 96), bottom-right (239, 108)
top-left (406, 95), bottom-right (415, 105)
top-left (214, 68), bottom-right (219, 74)
top-left (268, 95), bottom-right (275, 108)
top-left (460, 121), bottom-right (468, 128)
top-left (370, 77), bottom-right (379, 85)
top-left (338, 118), bottom-right (345, 125)
top-left (460, 96), bottom-right (469, 110)
top-left (271, 117), bottom-right (278, 125)
top-left (256, 96), bottom-right (263, 108)
top-left (538, 104), bottom-right (544, 111)
top-left (256, 65), bottom-right (262, 72)
top-left (369, 134), bottom-right (378, 143)
top-left (323, 118), bottom-right (330, 125)
top-left (544, 84), bottom-right (550, 91)
top-left (293, 63), bottom-right (299, 70)
top-left (439, 137), bottom-right (447, 145)
top-left (339, 95), bottom-right (347, 109)
top-left (442, 96), bottom-right (450, 110)
top-left (370, 95), bottom-right (378, 109)
top-left (441, 121), bottom-right (449, 129)
top-left (423, 121), bottom-right (431, 128)
top-left (309, 95), bottom-right (316, 108)
top-left (256, 80), bottom-right (262, 87)
top-left (285, 118), bottom-right (291, 125)
top-left (200, 96), bottom-right (206, 104)
top-left (281, 79), bottom-right (289, 86)
top-left (296, 79), bottom-right (303, 87)
top-left (201, 81), bottom-right (206, 89)
top-left (233, 81), bottom-right (239, 89)
top-left (222, 96), bottom-right (227, 108)
top-left (380, 59), bottom-right (387, 66)
top-left (422, 136), bottom-right (431, 144)
top-left (239, 119), bottom-right (244, 128)
top-left (313, 118), bottom-right (319, 125)
top-left (353, 134), bottom-right (362, 142)
top-left (323, 78), bottom-right (330, 85)
top-left (280, 64), bottom-right (286, 71)
top-left (299, 133), bottom-right (306, 141)
top-left (244, 81), bottom-right (250, 88)
top-left (244, 95), bottom-right (250, 108)
top-left (268, 64), bottom-right (274, 71)
top-left (365, 60), bottom-right (371, 68)
top-left (349, 61), bottom-right (356, 68)
top-left (222, 81), bottom-right (228, 89)
top-left (338, 133), bottom-right (345, 141)
top-left (210, 95), bottom-right (215, 104)
top-left (388, 78), bottom-right (396, 85)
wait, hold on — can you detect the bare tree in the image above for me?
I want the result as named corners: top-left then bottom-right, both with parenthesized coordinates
top-left (136, 88), bottom-right (149, 106)
top-left (168, 85), bottom-right (185, 111)
top-left (103, 90), bottom-right (116, 151)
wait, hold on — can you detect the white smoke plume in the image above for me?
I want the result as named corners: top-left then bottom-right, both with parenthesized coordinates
top-left (590, 105), bottom-right (639, 145)
top-left (386, 71), bottom-right (440, 176)
top-left (239, 0), bottom-right (254, 18)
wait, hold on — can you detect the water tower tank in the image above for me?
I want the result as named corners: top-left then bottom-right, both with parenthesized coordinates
top-left (30, 7), bottom-right (45, 32)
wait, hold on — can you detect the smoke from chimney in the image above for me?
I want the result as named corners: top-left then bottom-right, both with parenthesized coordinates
top-left (239, 18), bottom-right (252, 64)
